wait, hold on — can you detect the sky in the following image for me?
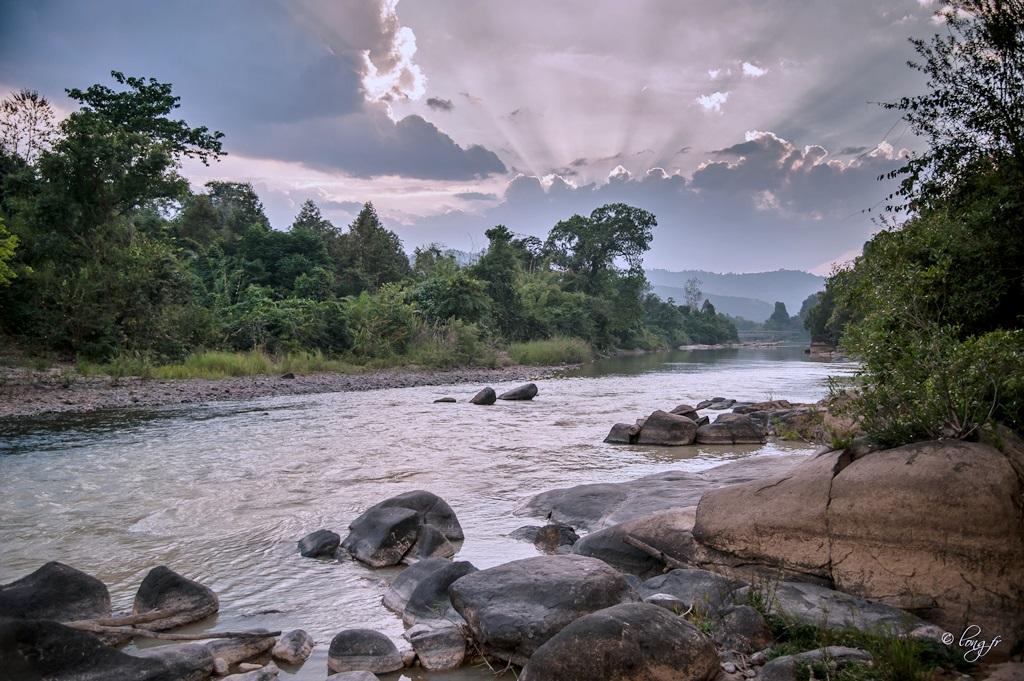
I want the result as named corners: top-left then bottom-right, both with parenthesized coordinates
top-left (0, 0), bottom-right (946, 273)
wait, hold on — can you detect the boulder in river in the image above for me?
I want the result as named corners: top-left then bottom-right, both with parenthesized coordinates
top-left (327, 629), bottom-right (403, 674)
top-left (0, 561), bottom-right (111, 623)
top-left (469, 387), bottom-right (496, 405)
top-left (382, 558), bottom-right (451, 614)
top-left (448, 554), bottom-right (637, 665)
top-left (221, 662), bottom-right (280, 681)
top-left (695, 414), bottom-right (766, 445)
top-left (271, 629), bottom-right (314, 665)
top-left (297, 529), bottom-right (340, 558)
top-left (573, 509), bottom-right (697, 577)
top-left (603, 422), bottom-right (640, 444)
top-left (520, 602), bottom-right (720, 681)
top-left (498, 383), bottom-right (539, 401)
top-left (533, 523), bottom-right (579, 553)
top-left (405, 621), bottom-right (466, 671)
top-left (433, 397), bottom-right (456, 403)
top-left (341, 506), bottom-right (421, 568)
top-left (670, 403), bottom-right (699, 419)
top-left (367, 489), bottom-right (465, 541)
top-left (402, 560), bottom-right (477, 627)
top-left (636, 568), bottom-right (745, 617)
top-left (404, 524), bottom-right (455, 562)
top-left (204, 631), bottom-right (277, 666)
top-left (635, 410), bottom-right (697, 446)
top-left (133, 566), bottom-right (219, 630)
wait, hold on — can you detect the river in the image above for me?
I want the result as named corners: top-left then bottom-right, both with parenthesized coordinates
top-left (0, 346), bottom-right (854, 679)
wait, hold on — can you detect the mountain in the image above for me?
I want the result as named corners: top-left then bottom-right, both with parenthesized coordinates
top-left (646, 268), bottom-right (825, 320)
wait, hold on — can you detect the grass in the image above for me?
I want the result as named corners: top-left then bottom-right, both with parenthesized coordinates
top-left (507, 336), bottom-right (592, 365)
top-left (78, 350), bottom-right (366, 380)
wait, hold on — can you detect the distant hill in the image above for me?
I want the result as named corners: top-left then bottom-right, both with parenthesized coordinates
top-left (646, 268), bottom-right (825, 320)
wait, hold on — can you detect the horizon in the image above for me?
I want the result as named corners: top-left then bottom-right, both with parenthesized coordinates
top-left (0, 0), bottom-right (942, 274)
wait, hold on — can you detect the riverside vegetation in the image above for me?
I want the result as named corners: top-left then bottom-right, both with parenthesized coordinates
top-left (0, 78), bottom-right (737, 378)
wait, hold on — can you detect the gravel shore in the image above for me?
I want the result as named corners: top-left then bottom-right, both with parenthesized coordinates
top-left (0, 365), bottom-right (566, 419)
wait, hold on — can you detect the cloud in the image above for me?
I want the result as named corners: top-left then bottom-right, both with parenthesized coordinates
top-left (696, 91), bottom-right (730, 113)
top-left (454, 191), bottom-right (498, 201)
top-left (426, 96), bottom-right (454, 111)
top-left (742, 62), bottom-right (768, 78)
top-left (708, 68), bottom-right (732, 79)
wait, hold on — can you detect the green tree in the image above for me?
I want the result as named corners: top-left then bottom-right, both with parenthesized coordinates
top-left (342, 202), bottom-right (410, 292)
top-left (473, 225), bottom-right (525, 338)
top-left (291, 199), bottom-right (336, 236)
top-left (0, 216), bottom-right (19, 285)
top-left (0, 89), bottom-right (56, 164)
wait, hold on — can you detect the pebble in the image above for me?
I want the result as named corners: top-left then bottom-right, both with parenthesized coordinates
top-left (722, 661), bottom-right (738, 674)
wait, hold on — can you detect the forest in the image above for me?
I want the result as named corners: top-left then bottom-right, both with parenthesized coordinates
top-left (0, 74), bottom-right (737, 373)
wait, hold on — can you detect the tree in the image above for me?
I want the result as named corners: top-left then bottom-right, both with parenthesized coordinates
top-left (343, 202), bottom-right (410, 291)
top-left (0, 216), bottom-right (19, 285)
top-left (764, 302), bottom-right (793, 330)
top-left (0, 89), bottom-right (56, 164)
top-left (473, 225), bottom-right (525, 338)
top-left (684, 277), bottom-right (703, 310)
top-left (544, 203), bottom-right (655, 293)
top-left (883, 0), bottom-right (1024, 208)
top-left (291, 199), bottom-right (336, 236)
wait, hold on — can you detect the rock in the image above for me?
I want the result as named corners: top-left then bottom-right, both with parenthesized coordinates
top-left (327, 629), bottom-right (403, 674)
top-left (642, 592), bottom-right (688, 614)
top-left (700, 398), bottom-right (735, 410)
top-left (509, 525), bottom-right (541, 542)
top-left (533, 523), bottom-right (579, 553)
top-left (520, 603), bottom-right (720, 681)
top-left (695, 414), bottom-right (766, 445)
top-left (433, 397), bottom-right (456, 403)
top-left (981, 663), bottom-right (1024, 681)
top-left (341, 506), bottom-right (421, 568)
top-left (213, 657), bottom-right (230, 675)
top-left (604, 422), bottom-right (640, 444)
top-left (382, 558), bottom-right (450, 614)
top-left (722, 661), bottom-right (738, 674)
top-left (331, 673), bottom-right (380, 681)
top-left (739, 580), bottom-right (925, 633)
top-left (404, 524), bottom-right (455, 562)
top-left (133, 566), bottom-right (219, 630)
top-left (0, 618), bottom-right (213, 681)
top-left (714, 605), bottom-right (773, 653)
top-left (402, 560), bottom-right (477, 627)
top-left (499, 383), bottom-right (539, 400)
top-left (470, 387), bottom-right (496, 405)
top-left (280, 372), bottom-right (295, 379)
top-left (366, 489), bottom-right (464, 541)
top-left (0, 561), bottom-right (111, 623)
top-left (636, 410), bottom-right (698, 446)
top-left (517, 454), bottom-right (811, 531)
top-left (760, 647), bottom-right (872, 681)
top-left (732, 400), bottom-right (795, 414)
top-left (637, 568), bottom-right (745, 616)
top-left (222, 662), bottom-right (279, 681)
top-left (449, 554), bottom-right (637, 665)
top-left (405, 621), bottom-right (465, 670)
top-left (271, 629), bottom-right (314, 664)
top-left (670, 403), bottom-right (699, 419)
top-left (204, 632), bottom-right (276, 666)
top-left (573, 509), bottom-right (697, 577)
top-left (694, 415), bottom-right (710, 427)
top-left (297, 529), bottom-right (340, 558)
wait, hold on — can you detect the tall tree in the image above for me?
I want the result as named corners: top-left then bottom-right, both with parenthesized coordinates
top-left (0, 89), bottom-right (56, 164)
top-left (343, 202), bottom-right (410, 291)
top-left (473, 225), bottom-right (526, 338)
top-left (291, 199), bottom-right (336, 236)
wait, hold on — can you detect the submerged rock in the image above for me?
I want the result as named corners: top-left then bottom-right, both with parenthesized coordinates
top-left (636, 410), bottom-right (697, 446)
top-left (402, 560), bottom-right (477, 627)
top-left (404, 524), bottom-right (455, 562)
top-left (133, 566), bottom-right (219, 630)
top-left (469, 387), bottom-right (496, 405)
top-left (297, 529), bottom-right (340, 558)
top-left (449, 554), bottom-right (636, 665)
top-left (341, 507), bottom-right (421, 568)
top-left (498, 383), bottom-right (539, 400)
top-left (520, 602), bottom-right (720, 681)
top-left (433, 397), bottom-right (456, 403)
top-left (382, 558), bottom-right (450, 614)
top-left (533, 523), bottom-right (579, 553)
top-left (221, 662), bottom-right (280, 681)
top-left (603, 422), bottom-right (640, 444)
top-left (271, 629), bottom-right (314, 665)
top-left (327, 629), bottom-right (403, 674)
top-left (0, 561), bottom-right (111, 623)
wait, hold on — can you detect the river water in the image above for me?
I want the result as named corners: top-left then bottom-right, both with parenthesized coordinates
top-left (0, 346), bottom-right (853, 679)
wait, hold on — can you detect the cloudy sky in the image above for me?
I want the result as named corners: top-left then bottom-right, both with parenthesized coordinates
top-left (0, 1), bottom-right (944, 273)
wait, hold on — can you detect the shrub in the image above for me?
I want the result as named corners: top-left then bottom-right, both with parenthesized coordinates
top-left (508, 336), bottom-right (592, 365)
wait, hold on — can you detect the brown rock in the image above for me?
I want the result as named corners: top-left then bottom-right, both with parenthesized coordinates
top-left (636, 410), bottom-right (698, 446)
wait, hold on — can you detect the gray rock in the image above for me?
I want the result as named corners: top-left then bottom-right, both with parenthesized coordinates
top-left (133, 566), bottom-right (219, 630)
top-left (509, 525), bottom-right (542, 542)
top-left (642, 592), bottom-right (688, 614)
top-left (402, 560), bottom-right (477, 627)
top-left (0, 561), bottom-right (111, 623)
top-left (382, 558), bottom-right (450, 614)
top-left (696, 414), bottom-right (766, 445)
top-left (365, 489), bottom-right (464, 541)
top-left (532, 523), bottom-right (579, 554)
top-left (572, 509), bottom-right (697, 577)
top-left (433, 397), bottom-right (456, 403)
top-left (405, 621), bottom-right (465, 670)
top-left (341, 507), bottom-right (421, 567)
top-left (520, 603), bottom-right (720, 681)
top-left (498, 383), bottom-right (538, 400)
top-left (221, 662), bottom-right (279, 681)
top-left (670, 403), bottom-right (699, 419)
top-left (470, 387), bottom-right (496, 405)
top-left (449, 554), bottom-right (637, 665)
top-left (760, 647), bottom-right (873, 681)
top-left (404, 524), bottom-right (455, 562)
top-left (297, 529), bottom-right (340, 558)
top-left (714, 605), bottom-right (773, 653)
top-left (604, 422), bottom-right (640, 444)
top-left (327, 629), bottom-right (403, 674)
top-left (271, 629), bottom-right (314, 664)
top-left (331, 673), bottom-right (380, 681)
top-left (204, 632), bottom-right (276, 666)
top-left (744, 580), bottom-right (926, 633)
top-left (636, 410), bottom-right (698, 446)
top-left (638, 568), bottom-right (746, 616)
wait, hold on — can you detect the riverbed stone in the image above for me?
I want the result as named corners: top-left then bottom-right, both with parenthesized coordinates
top-left (499, 383), bottom-right (538, 400)
top-left (271, 629), bottom-right (314, 664)
top-left (520, 602), bottom-right (720, 681)
top-left (341, 506), bottom-right (421, 568)
top-left (604, 422), bottom-right (640, 444)
top-left (405, 621), bottom-right (466, 670)
top-left (470, 387), bottom-right (496, 405)
top-left (331, 673), bottom-right (380, 681)
top-left (759, 647), bottom-right (873, 681)
top-left (204, 632), bottom-right (277, 666)
top-left (532, 523), bottom-right (579, 553)
top-left (695, 414), bottom-right (766, 445)
top-left (327, 629), bottom-right (403, 674)
top-left (402, 560), bottom-right (477, 627)
top-left (433, 397), bottom-right (456, 403)
top-left (713, 605), bottom-right (773, 653)
top-left (221, 662), bottom-right (280, 681)
top-left (448, 554), bottom-right (637, 665)
top-left (0, 561), bottom-right (111, 623)
top-left (637, 568), bottom-right (745, 616)
top-left (670, 403), bottom-right (700, 419)
top-left (636, 409), bottom-right (698, 446)
top-left (297, 529), bottom-right (340, 558)
top-left (366, 489), bottom-right (465, 541)
top-left (573, 509), bottom-right (698, 577)
top-left (382, 558), bottom-right (450, 614)
top-left (133, 566), bottom-right (219, 630)
top-left (642, 592), bottom-right (688, 613)
top-left (403, 524), bottom-right (455, 562)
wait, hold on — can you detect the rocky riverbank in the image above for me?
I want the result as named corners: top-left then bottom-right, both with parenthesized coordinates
top-left (0, 365), bottom-right (565, 419)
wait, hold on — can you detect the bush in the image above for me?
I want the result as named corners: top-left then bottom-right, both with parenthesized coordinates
top-left (344, 284), bottom-right (416, 358)
top-left (508, 336), bottom-right (592, 365)
top-left (406, 319), bottom-right (498, 368)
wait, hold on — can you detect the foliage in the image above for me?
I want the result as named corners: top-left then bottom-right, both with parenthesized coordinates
top-left (0, 89), bottom-right (56, 164)
top-left (0, 216), bottom-right (18, 285)
top-left (507, 336), bottom-right (592, 365)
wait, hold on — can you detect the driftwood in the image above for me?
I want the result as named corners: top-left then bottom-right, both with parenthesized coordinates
top-left (65, 620), bottom-right (279, 642)
top-left (623, 534), bottom-right (689, 570)
top-left (66, 607), bottom-right (189, 629)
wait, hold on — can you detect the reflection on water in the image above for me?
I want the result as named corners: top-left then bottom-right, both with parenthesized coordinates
top-left (0, 346), bottom-right (853, 680)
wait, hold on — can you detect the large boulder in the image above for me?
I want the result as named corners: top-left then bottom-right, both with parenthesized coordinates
top-left (449, 555), bottom-right (637, 665)
top-left (713, 604), bottom-right (773, 653)
top-left (470, 387), bottom-right (496, 405)
top-left (636, 410), bottom-right (698, 446)
top-left (204, 632), bottom-right (277, 666)
top-left (341, 507), bottom-right (421, 568)
top-left (404, 525), bottom-right (455, 563)
top-left (382, 558), bottom-right (451, 614)
top-left (405, 621), bottom-right (465, 671)
top-left (271, 629), bottom-right (314, 665)
top-left (520, 603), bottom-right (719, 681)
top-left (133, 566), bottom-right (219, 630)
top-left (695, 414), bottom-right (766, 445)
top-left (365, 490), bottom-right (464, 541)
top-left (499, 383), bottom-right (539, 400)
top-left (603, 422), bottom-right (640, 444)
top-left (759, 647), bottom-right (873, 681)
top-left (573, 509), bottom-right (697, 577)
top-left (0, 562), bottom-right (111, 623)
top-left (402, 560), bottom-right (477, 627)
top-left (0, 618), bottom-right (213, 681)
top-left (297, 529), bottom-right (340, 558)
top-left (636, 569), bottom-right (745, 617)
top-left (327, 629), bottom-right (403, 674)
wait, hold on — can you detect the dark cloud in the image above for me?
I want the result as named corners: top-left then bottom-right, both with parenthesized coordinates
top-left (838, 146), bottom-right (870, 155)
top-left (426, 96), bottom-right (454, 111)
top-left (454, 191), bottom-right (499, 201)
top-left (321, 199), bottom-right (366, 212)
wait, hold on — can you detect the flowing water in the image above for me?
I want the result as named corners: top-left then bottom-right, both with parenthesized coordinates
top-left (0, 346), bottom-right (854, 679)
